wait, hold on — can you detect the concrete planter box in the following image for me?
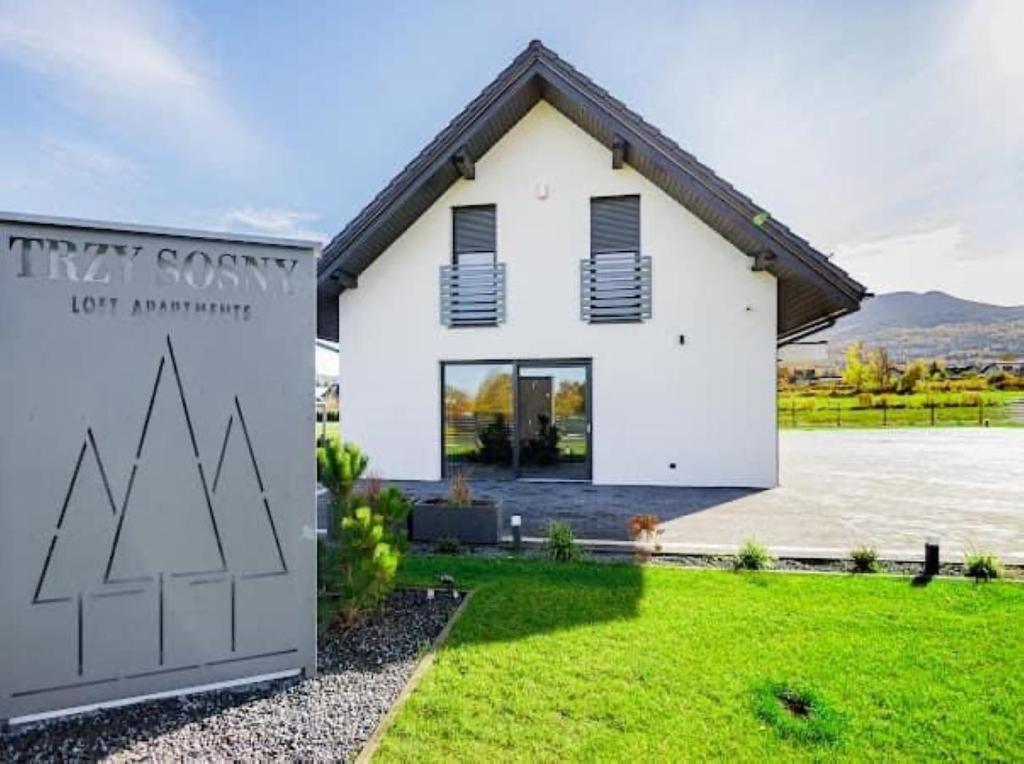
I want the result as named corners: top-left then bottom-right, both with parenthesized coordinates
top-left (410, 499), bottom-right (502, 545)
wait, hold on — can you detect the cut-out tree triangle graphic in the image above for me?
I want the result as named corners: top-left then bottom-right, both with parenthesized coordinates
top-left (35, 430), bottom-right (119, 603)
top-left (106, 337), bottom-right (226, 581)
top-left (212, 396), bottom-right (288, 576)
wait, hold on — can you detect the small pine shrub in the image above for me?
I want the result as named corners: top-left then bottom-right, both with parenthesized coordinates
top-left (434, 537), bottom-right (462, 555)
top-left (734, 538), bottom-right (774, 571)
top-left (318, 440), bottom-right (369, 540)
top-left (964, 550), bottom-right (1003, 581)
top-left (850, 545), bottom-right (880, 573)
top-left (362, 473), bottom-right (383, 506)
top-left (317, 537), bottom-right (340, 594)
top-left (544, 521), bottom-right (581, 562)
top-left (337, 505), bottom-right (399, 625)
top-left (373, 486), bottom-right (412, 553)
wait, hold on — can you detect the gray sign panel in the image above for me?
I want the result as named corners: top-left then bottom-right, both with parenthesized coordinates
top-left (0, 213), bottom-right (317, 721)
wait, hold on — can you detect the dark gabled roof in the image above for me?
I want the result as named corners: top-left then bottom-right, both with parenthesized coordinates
top-left (317, 40), bottom-right (867, 342)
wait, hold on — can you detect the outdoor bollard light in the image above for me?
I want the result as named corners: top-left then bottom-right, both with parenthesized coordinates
top-left (439, 573), bottom-right (456, 599)
top-left (924, 538), bottom-right (940, 577)
top-left (426, 588), bottom-right (435, 601)
top-left (511, 514), bottom-right (522, 552)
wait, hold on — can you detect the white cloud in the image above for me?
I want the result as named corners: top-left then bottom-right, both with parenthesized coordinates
top-left (38, 136), bottom-right (143, 186)
top-left (0, 133), bottom-right (145, 220)
top-left (0, 0), bottom-right (261, 169)
top-left (835, 226), bottom-right (967, 264)
top-left (640, 2), bottom-right (1023, 306)
top-left (218, 208), bottom-right (327, 243)
top-left (834, 225), bottom-right (1024, 306)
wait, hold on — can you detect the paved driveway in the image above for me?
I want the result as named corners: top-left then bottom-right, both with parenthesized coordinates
top-left (322, 430), bottom-right (1024, 562)
top-left (655, 429), bottom-right (1024, 562)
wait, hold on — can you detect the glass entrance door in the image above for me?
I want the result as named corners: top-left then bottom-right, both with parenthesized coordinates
top-left (441, 359), bottom-right (591, 481)
top-left (516, 363), bottom-right (590, 480)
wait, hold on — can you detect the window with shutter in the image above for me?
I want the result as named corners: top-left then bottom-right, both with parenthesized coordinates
top-left (441, 205), bottom-right (505, 327)
top-left (582, 195), bottom-right (651, 323)
top-left (453, 205), bottom-right (496, 263)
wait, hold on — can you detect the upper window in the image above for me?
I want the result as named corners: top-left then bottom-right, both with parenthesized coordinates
top-left (581, 195), bottom-right (651, 323)
top-left (590, 195), bottom-right (640, 256)
top-left (453, 204), bottom-right (496, 265)
top-left (442, 205), bottom-right (505, 327)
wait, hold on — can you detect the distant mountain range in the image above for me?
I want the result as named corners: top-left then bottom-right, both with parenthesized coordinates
top-left (820, 291), bottom-right (1024, 363)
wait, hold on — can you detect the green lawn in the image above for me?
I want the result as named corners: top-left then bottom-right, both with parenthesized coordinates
top-left (373, 556), bottom-right (1024, 761)
top-left (778, 390), bottom-right (1023, 429)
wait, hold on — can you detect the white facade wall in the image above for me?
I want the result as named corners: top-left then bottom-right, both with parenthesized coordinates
top-left (337, 101), bottom-right (778, 487)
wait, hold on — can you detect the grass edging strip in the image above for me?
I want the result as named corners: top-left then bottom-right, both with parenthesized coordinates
top-left (355, 589), bottom-right (475, 763)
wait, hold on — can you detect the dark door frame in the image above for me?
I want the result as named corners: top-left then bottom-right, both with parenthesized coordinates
top-left (439, 357), bottom-right (593, 481)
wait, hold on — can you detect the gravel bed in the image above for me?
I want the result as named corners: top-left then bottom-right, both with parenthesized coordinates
top-left (2, 589), bottom-right (463, 762)
top-left (651, 554), bottom-right (971, 576)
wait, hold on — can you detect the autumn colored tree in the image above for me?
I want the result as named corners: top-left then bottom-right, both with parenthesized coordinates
top-left (554, 380), bottom-right (585, 418)
top-left (870, 346), bottom-right (894, 393)
top-left (898, 360), bottom-right (926, 393)
top-left (842, 341), bottom-right (868, 392)
top-left (444, 384), bottom-right (473, 419)
top-left (474, 371), bottom-right (513, 416)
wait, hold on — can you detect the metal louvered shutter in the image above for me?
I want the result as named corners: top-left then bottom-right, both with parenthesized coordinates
top-left (583, 195), bottom-right (650, 322)
top-left (453, 205), bottom-right (496, 255)
top-left (590, 195), bottom-right (639, 255)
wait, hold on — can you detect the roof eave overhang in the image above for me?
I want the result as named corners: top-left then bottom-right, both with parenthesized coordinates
top-left (532, 58), bottom-right (865, 310)
top-left (316, 42), bottom-right (867, 341)
top-left (317, 50), bottom-right (542, 287)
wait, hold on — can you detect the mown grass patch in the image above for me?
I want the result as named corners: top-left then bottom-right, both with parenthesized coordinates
top-left (374, 556), bottom-right (1024, 761)
top-left (752, 680), bottom-right (846, 746)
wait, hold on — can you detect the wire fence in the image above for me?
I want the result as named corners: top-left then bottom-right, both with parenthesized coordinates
top-left (778, 395), bottom-right (1024, 428)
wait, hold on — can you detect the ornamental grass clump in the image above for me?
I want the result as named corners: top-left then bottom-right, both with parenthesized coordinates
top-left (734, 538), bottom-right (774, 571)
top-left (448, 470), bottom-right (472, 507)
top-left (964, 549), bottom-right (1004, 581)
top-left (434, 537), bottom-right (462, 555)
top-left (545, 521), bottom-right (581, 562)
top-left (850, 545), bottom-right (881, 573)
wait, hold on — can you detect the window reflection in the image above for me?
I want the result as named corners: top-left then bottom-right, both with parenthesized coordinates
top-left (443, 363), bottom-right (514, 477)
top-left (518, 366), bottom-right (588, 479)
top-left (442, 362), bottom-right (590, 480)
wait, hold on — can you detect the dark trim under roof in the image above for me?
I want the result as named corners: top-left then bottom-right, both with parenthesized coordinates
top-left (317, 40), bottom-right (867, 342)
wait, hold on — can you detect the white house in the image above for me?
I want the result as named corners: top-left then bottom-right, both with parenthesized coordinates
top-left (316, 41), bottom-right (866, 488)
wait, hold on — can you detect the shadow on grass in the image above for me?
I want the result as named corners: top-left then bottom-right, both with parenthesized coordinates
top-left (397, 554), bottom-right (644, 646)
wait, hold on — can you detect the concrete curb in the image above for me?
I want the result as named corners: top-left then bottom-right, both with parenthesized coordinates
top-left (355, 589), bottom-right (474, 763)
top-left (504, 536), bottom-right (1024, 566)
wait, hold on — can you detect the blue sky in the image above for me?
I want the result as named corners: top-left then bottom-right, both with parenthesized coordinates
top-left (0, 0), bottom-right (1021, 304)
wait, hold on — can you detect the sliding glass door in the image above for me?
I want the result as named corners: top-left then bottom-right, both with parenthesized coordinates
top-left (516, 363), bottom-right (590, 479)
top-left (442, 360), bottom-right (591, 480)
